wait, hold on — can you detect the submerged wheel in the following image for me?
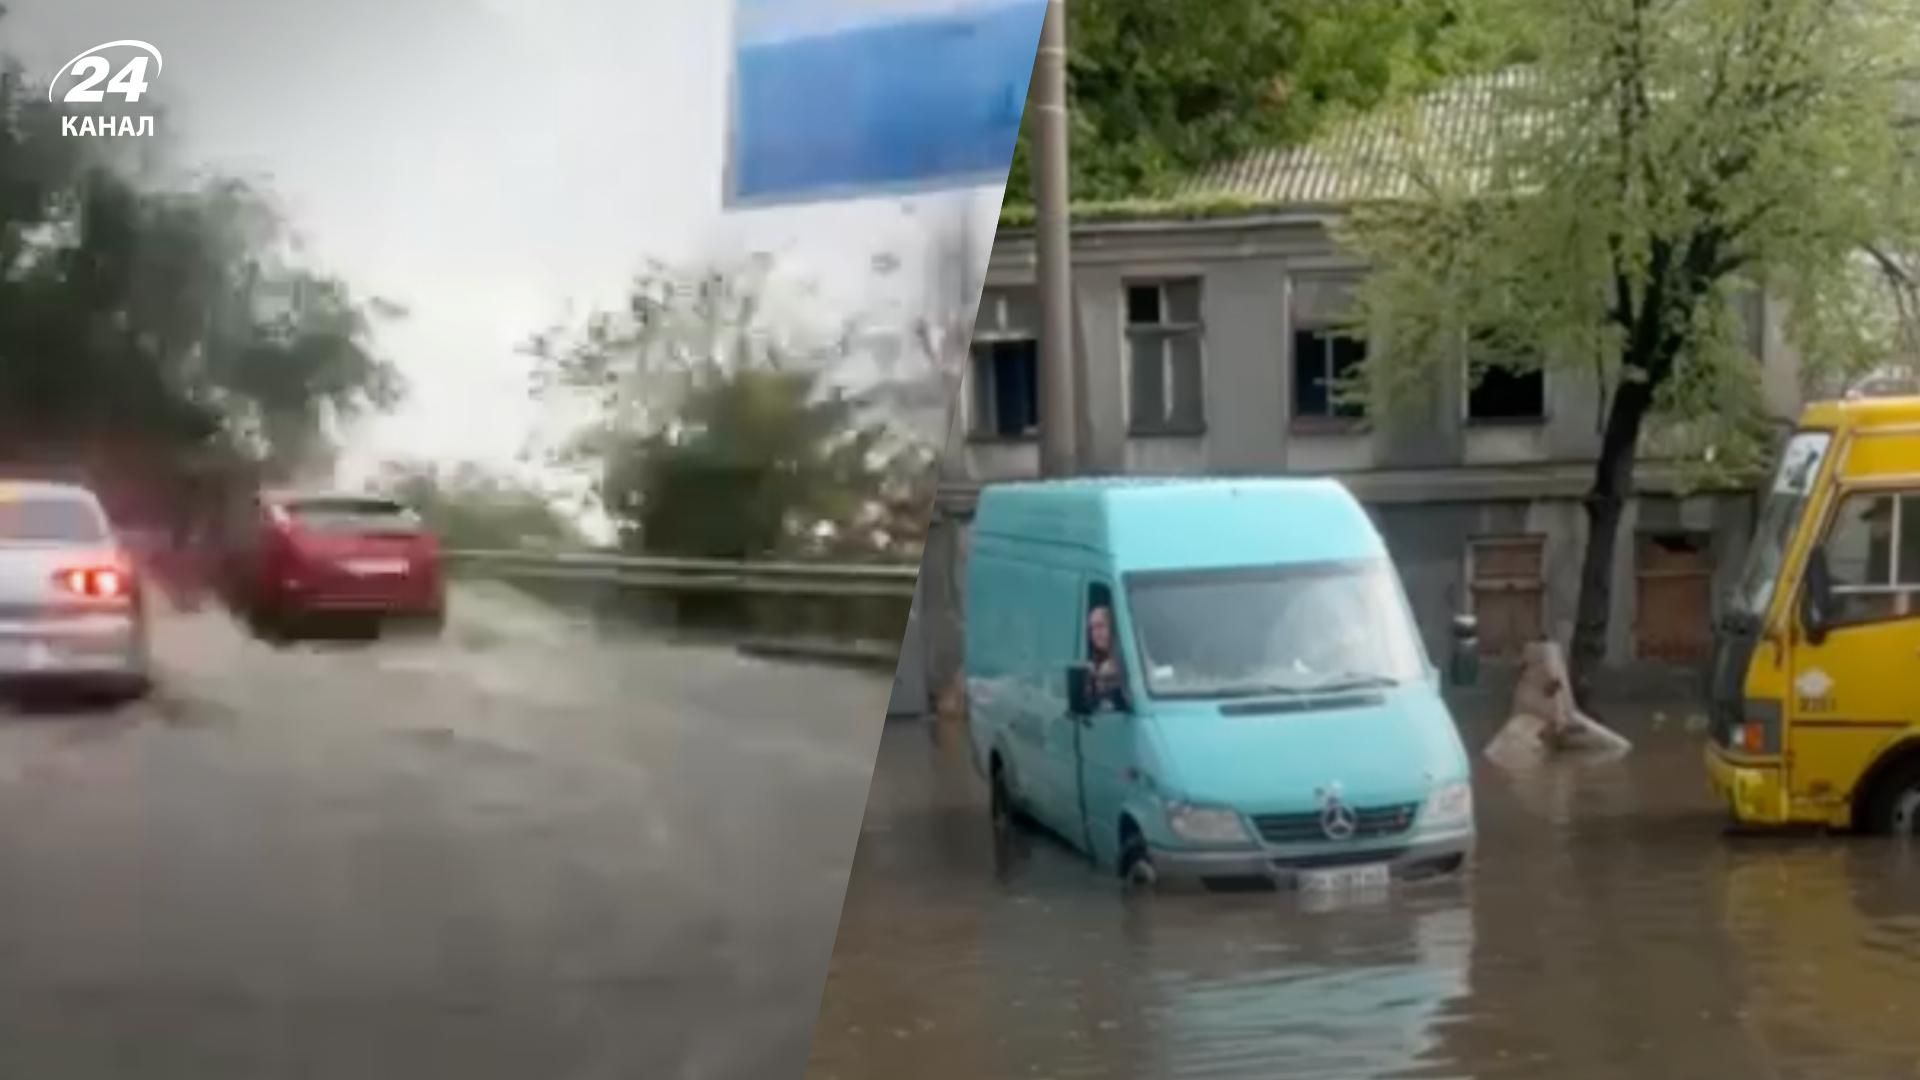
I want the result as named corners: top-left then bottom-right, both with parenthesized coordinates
top-left (1118, 820), bottom-right (1156, 891)
top-left (989, 761), bottom-right (1017, 835)
top-left (1863, 760), bottom-right (1920, 837)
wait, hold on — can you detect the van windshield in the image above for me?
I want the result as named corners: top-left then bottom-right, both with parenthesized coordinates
top-left (1125, 559), bottom-right (1427, 700)
top-left (1729, 430), bottom-right (1832, 622)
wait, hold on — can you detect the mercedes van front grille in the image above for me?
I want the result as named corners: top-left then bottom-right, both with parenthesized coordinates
top-left (1253, 802), bottom-right (1418, 845)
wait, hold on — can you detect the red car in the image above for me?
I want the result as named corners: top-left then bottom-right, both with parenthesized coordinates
top-left (220, 491), bottom-right (445, 642)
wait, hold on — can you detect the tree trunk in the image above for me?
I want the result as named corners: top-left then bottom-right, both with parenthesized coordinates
top-left (1569, 376), bottom-right (1655, 709)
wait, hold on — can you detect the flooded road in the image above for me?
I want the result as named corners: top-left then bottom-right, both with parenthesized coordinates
top-left (0, 584), bottom-right (884, 1080)
top-left (807, 708), bottom-right (1920, 1080)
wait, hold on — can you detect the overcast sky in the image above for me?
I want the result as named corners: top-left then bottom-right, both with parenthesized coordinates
top-left (3, 0), bottom-right (1001, 492)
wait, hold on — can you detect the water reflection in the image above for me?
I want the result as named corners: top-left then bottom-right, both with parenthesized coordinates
top-left (1130, 903), bottom-right (1472, 1079)
top-left (809, 716), bottom-right (1920, 1080)
top-left (1717, 841), bottom-right (1920, 1077)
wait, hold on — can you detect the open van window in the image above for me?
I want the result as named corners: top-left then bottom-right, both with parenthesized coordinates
top-left (1126, 559), bottom-right (1426, 700)
top-left (1083, 583), bottom-right (1130, 711)
top-left (1730, 430), bottom-right (1832, 624)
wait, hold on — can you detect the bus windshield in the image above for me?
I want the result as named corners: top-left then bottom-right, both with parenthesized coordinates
top-left (1730, 431), bottom-right (1832, 622)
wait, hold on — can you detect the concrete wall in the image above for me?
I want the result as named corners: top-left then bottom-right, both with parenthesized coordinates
top-left (1370, 491), bottom-right (1755, 668)
top-left (964, 214), bottom-right (1800, 482)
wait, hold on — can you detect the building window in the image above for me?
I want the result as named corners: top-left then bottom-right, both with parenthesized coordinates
top-left (970, 341), bottom-right (1039, 439)
top-left (1823, 490), bottom-right (1920, 624)
top-left (1125, 280), bottom-right (1205, 435)
top-left (1468, 536), bottom-right (1546, 659)
top-left (1293, 330), bottom-right (1367, 420)
top-left (1466, 322), bottom-right (1546, 423)
top-left (1466, 358), bottom-right (1546, 422)
top-left (969, 286), bottom-right (1040, 440)
top-left (1290, 275), bottom-right (1367, 423)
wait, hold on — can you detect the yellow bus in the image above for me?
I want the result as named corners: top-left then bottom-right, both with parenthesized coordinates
top-left (1706, 392), bottom-right (1920, 833)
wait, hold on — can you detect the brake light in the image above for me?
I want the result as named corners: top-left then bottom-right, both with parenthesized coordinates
top-left (54, 566), bottom-right (131, 599)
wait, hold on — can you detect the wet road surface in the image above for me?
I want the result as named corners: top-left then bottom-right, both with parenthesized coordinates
top-left (807, 710), bottom-right (1920, 1080)
top-left (0, 583), bottom-right (886, 1080)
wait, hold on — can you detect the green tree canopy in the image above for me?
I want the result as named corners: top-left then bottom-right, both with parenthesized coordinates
top-left (1338, 0), bottom-right (1920, 697)
top-left (0, 28), bottom-right (403, 521)
top-left (374, 459), bottom-right (583, 552)
top-left (1004, 0), bottom-right (1507, 203)
top-left (527, 262), bottom-right (930, 560)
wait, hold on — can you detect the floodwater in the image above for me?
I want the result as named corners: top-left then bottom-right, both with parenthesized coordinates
top-left (807, 706), bottom-right (1920, 1080)
top-left (0, 586), bottom-right (886, 1079)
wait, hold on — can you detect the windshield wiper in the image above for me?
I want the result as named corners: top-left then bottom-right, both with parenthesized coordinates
top-left (1299, 673), bottom-right (1402, 693)
top-left (1173, 674), bottom-right (1401, 698)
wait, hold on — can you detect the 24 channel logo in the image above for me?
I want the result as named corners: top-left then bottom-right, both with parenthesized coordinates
top-left (48, 40), bottom-right (163, 139)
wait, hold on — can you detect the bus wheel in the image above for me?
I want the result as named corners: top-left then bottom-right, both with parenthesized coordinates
top-left (1864, 760), bottom-right (1920, 837)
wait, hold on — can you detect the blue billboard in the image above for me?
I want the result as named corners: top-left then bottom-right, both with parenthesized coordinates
top-left (726, 0), bottom-right (1046, 207)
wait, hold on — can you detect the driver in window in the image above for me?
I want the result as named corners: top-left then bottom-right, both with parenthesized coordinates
top-left (1086, 604), bottom-right (1129, 710)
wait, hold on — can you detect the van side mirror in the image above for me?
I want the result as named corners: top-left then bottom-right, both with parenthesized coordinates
top-left (1449, 613), bottom-right (1480, 687)
top-left (1801, 546), bottom-right (1834, 645)
top-left (1065, 663), bottom-right (1094, 715)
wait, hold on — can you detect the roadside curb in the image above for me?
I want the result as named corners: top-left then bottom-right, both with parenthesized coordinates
top-left (735, 638), bottom-right (900, 672)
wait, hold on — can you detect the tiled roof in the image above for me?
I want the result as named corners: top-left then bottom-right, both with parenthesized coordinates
top-left (1183, 69), bottom-right (1537, 205)
top-left (1188, 65), bottom-right (1920, 207)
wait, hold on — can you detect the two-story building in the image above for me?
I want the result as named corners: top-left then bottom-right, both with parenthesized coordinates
top-left (911, 74), bottom-right (1815, 710)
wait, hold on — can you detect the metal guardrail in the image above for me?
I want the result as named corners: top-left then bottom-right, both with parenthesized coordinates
top-left (442, 549), bottom-right (920, 600)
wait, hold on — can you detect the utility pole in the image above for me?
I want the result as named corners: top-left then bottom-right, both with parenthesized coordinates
top-left (1033, 0), bottom-right (1076, 478)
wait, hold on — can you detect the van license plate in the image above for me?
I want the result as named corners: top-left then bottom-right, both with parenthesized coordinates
top-left (345, 559), bottom-right (407, 576)
top-left (1299, 863), bottom-right (1391, 892)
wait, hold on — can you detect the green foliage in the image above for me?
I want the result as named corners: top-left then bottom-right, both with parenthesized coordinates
top-left (528, 263), bottom-right (930, 560)
top-left (0, 31), bottom-right (402, 501)
top-left (374, 460), bottom-right (582, 552)
top-left (1003, 0), bottom-right (1507, 203)
top-left (1338, 0), bottom-right (1920, 689)
top-left (996, 194), bottom-right (1283, 230)
top-left (1340, 0), bottom-right (1920, 476)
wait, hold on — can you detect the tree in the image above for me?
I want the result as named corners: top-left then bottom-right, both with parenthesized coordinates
top-left (1339, 0), bottom-right (1920, 701)
top-left (527, 262), bottom-right (922, 560)
top-left (1003, 0), bottom-right (1506, 203)
top-left (0, 26), bottom-right (403, 519)
top-left (374, 460), bottom-right (583, 551)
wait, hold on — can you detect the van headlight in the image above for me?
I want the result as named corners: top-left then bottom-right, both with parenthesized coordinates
top-left (1166, 803), bottom-right (1249, 844)
top-left (1421, 781), bottom-right (1473, 826)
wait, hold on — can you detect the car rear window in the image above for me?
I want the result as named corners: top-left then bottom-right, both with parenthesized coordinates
top-left (284, 497), bottom-right (420, 534)
top-left (0, 494), bottom-right (108, 544)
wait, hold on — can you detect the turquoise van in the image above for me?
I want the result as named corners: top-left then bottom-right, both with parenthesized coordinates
top-left (965, 478), bottom-right (1477, 889)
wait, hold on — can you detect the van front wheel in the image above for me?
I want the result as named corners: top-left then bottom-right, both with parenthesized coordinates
top-left (1118, 821), bottom-right (1156, 891)
top-left (989, 764), bottom-right (1018, 836)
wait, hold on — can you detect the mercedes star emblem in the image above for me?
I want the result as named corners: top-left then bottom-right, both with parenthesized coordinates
top-left (1319, 795), bottom-right (1358, 841)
